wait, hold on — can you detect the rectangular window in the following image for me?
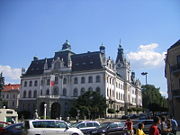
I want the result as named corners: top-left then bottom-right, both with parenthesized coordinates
top-left (177, 55), bottom-right (180, 65)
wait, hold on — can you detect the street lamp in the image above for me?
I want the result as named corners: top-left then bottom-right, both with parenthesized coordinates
top-left (44, 103), bottom-right (47, 119)
top-left (141, 72), bottom-right (148, 85)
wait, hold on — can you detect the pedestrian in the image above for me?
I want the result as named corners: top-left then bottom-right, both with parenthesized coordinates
top-left (149, 116), bottom-right (161, 135)
top-left (166, 119), bottom-right (174, 135)
top-left (136, 123), bottom-right (146, 135)
top-left (161, 116), bottom-right (171, 135)
top-left (169, 115), bottom-right (178, 135)
top-left (125, 118), bottom-right (134, 135)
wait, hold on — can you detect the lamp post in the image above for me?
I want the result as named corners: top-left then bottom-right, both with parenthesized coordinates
top-left (141, 72), bottom-right (148, 85)
top-left (44, 103), bottom-right (47, 119)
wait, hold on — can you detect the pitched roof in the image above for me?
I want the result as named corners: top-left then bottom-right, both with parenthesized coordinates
top-left (169, 39), bottom-right (180, 50)
top-left (23, 50), bottom-right (103, 76)
top-left (71, 51), bottom-right (103, 71)
top-left (2, 84), bottom-right (20, 92)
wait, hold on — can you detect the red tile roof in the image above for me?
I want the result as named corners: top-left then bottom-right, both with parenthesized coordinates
top-left (1, 84), bottom-right (20, 92)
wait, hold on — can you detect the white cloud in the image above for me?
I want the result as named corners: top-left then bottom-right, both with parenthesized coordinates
top-left (0, 65), bottom-right (21, 83)
top-left (160, 91), bottom-right (168, 98)
top-left (127, 43), bottom-right (166, 69)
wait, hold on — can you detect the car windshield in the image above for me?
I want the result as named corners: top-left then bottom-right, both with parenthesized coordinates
top-left (99, 123), bottom-right (110, 128)
top-left (71, 122), bottom-right (81, 127)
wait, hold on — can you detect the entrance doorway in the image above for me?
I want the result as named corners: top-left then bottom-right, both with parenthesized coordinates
top-left (51, 102), bottom-right (61, 119)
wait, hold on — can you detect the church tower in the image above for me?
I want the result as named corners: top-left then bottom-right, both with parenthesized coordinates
top-left (116, 44), bottom-right (131, 82)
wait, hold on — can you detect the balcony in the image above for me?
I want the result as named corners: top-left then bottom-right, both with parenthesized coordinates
top-left (171, 64), bottom-right (180, 75)
top-left (38, 95), bottom-right (60, 99)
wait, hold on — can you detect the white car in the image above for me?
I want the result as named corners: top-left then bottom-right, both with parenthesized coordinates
top-left (23, 119), bottom-right (84, 135)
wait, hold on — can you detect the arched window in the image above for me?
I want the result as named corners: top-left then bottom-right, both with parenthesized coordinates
top-left (63, 88), bottom-right (67, 96)
top-left (34, 80), bottom-right (38, 86)
top-left (23, 91), bottom-right (26, 98)
top-left (24, 81), bottom-right (27, 87)
top-left (81, 77), bottom-right (85, 84)
top-left (107, 88), bottom-right (109, 97)
top-left (73, 88), bottom-right (78, 97)
top-left (53, 87), bottom-right (59, 95)
top-left (47, 79), bottom-right (50, 85)
top-left (88, 87), bottom-right (93, 91)
top-left (80, 88), bottom-right (85, 95)
top-left (34, 90), bottom-right (37, 98)
top-left (96, 75), bottom-right (100, 83)
top-left (74, 77), bottom-right (78, 84)
top-left (41, 80), bottom-right (44, 86)
top-left (88, 76), bottom-right (93, 83)
top-left (28, 90), bottom-right (32, 98)
top-left (29, 81), bottom-right (32, 87)
top-left (55, 76), bottom-right (58, 84)
top-left (46, 89), bottom-right (49, 95)
top-left (96, 87), bottom-right (100, 93)
top-left (63, 78), bottom-right (67, 84)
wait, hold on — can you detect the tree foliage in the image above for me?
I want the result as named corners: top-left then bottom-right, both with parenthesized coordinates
top-left (142, 84), bottom-right (168, 113)
top-left (69, 91), bottom-right (107, 119)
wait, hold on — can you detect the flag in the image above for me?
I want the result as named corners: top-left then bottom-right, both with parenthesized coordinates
top-left (50, 75), bottom-right (55, 87)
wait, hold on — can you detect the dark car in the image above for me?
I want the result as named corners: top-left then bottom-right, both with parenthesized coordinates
top-left (71, 121), bottom-right (100, 134)
top-left (88, 122), bottom-right (127, 135)
top-left (1, 123), bottom-right (23, 135)
top-left (133, 119), bottom-right (155, 134)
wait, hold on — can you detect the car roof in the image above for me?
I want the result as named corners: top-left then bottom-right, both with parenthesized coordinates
top-left (26, 119), bottom-right (65, 122)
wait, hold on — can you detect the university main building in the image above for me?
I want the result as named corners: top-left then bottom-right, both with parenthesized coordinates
top-left (19, 41), bottom-right (142, 118)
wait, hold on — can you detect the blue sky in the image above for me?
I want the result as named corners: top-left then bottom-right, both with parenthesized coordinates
top-left (0, 0), bottom-right (180, 97)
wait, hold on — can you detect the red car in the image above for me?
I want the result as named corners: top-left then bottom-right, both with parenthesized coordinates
top-left (0, 121), bottom-right (10, 134)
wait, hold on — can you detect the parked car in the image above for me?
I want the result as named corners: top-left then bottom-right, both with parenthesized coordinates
top-left (0, 123), bottom-right (23, 135)
top-left (23, 119), bottom-right (84, 135)
top-left (71, 121), bottom-right (100, 134)
top-left (0, 121), bottom-right (11, 134)
top-left (88, 122), bottom-right (127, 135)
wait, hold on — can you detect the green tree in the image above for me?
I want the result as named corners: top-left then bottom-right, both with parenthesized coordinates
top-left (69, 91), bottom-right (107, 119)
top-left (142, 84), bottom-right (168, 114)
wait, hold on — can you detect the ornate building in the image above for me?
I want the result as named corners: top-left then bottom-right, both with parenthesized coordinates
top-left (165, 39), bottom-right (180, 122)
top-left (19, 40), bottom-right (142, 118)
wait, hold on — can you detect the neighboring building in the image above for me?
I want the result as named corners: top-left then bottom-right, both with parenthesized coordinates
top-left (165, 39), bottom-right (180, 122)
top-left (1, 84), bottom-right (20, 110)
top-left (19, 40), bottom-right (142, 118)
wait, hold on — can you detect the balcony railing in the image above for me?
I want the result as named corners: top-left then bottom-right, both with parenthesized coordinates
top-left (38, 95), bottom-right (60, 99)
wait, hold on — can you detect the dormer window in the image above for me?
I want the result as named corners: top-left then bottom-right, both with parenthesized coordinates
top-left (54, 62), bottom-right (60, 69)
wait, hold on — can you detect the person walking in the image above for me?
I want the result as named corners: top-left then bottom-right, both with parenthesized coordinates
top-left (161, 116), bottom-right (171, 135)
top-left (125, 118), bottom-right (134, 135)
top-left (169, 115), bottom-right (178, 135)
top-left (149, 116), bottom-right (161, 135)
top-left (136, 123), bottom-right (146, 135)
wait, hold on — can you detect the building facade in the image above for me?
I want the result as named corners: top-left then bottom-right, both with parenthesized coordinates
top-left (19, 41), bottom-right (142, 118)
top-left (1, 84), bottom-right (20, 110)
top-left (165, 40), bottom-right (180, 122)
